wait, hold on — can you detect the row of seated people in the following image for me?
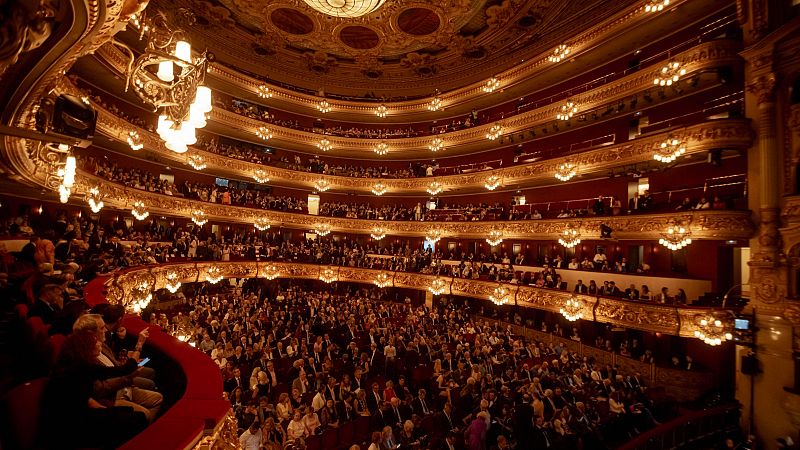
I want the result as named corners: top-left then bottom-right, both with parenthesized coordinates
top-left (173, 284), bottom-right (669, 450)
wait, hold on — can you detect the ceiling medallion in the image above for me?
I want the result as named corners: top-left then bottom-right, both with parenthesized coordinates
top-left (554, 161), bottom-right (577, 182)
top-left (302, 0), bottom-right (386, 18)
top-left (654, 61), bottom-right (686, 86)
top-left (644, 0), bottom-right (670, 13)
top-left (256, 126), bottom-right (273, 141)
top-left (371, 182), bottom-right (388, 196)
top-left (427, 181), bottom-right (443, 196)
top-left (653, 136), bottom-right (686, 163)
top-left (485, 124), bottom-right (503, 140)
top-left (694, 312), bottom-right (733, 346)
top-left (486, 229), bottom-right (503, 246)
top-left (484, 175), bottom-right (501, 191)
top-left (314, 223), bottom-right (332, 236)
top-left (490, 284), bottom-right (510, 306)
top-left (254, 217), bottom-right (271, 231)
top-left (428, 96), bottom-right (442, 111)
top-left (187, 153), bottom-right (206, 170)
top-left (191, 210), bottom-right (207, 226)
top-left (556, 100), bottom-right (578, 120)
top-left (558, 227), bottom-right (581, 248)
top-left (318, 138), bottom-right (332, 151)
top-left (549, 44), bottom-right (570, 63)
top-left (318, 100), bottom-right (332, 113)
top-left (131, 201), bottom-right (149, 221)
top-left (374, 272), bottom-right (391, 288)
top-left (370, 226), bottom-right (387, 240)
top-left (373, 142), bottom-right (389, 155)
top-left (315, 179), bottom-right (331, 192)
top-left (253, 169), bottom-right (270, 183)
top-left (659, 224), bottom-right (692, 250)
top-left (86, 187), bottom-right (104, 213)
top-left (257, 85), bottom-right (273, 99)
top-left (261, 265), bottom-right (280, 281)
top-left (428, 277), bottom-right (447, 296)
top-left (375, 104), bottom-right (388, 118)
top-left (206, 266), bottom-right (224, 284)
top-left (483, 77), bottom-right (500, 93)
top-left (127, 130), bottom-right (144, 150)
top-left (429, 138), bottom-right (444, 152)
top-left (560, 296), bottom-right (585, 321)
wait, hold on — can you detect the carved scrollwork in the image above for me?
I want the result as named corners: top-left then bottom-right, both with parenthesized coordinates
top-left (0, 0), bottom-right (58, 79)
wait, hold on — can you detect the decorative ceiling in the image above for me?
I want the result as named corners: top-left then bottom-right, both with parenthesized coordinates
top-left (150, 0), bottom-right (640, 96)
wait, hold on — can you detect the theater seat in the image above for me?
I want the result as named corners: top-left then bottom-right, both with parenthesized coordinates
top-left (306, 434), bottom-right (322, 450)
top-left (0, 377), bottom-right (47, 450)
top-left (337, 421), bottom-right (354, 448)
top-left (322, 428), bottom-right (338, 449)
top-left (42, 334), bottom-right (65, 371)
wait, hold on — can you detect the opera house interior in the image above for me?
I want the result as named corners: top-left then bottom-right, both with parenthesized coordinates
top-left (1, 0), bottom-right (800, 448)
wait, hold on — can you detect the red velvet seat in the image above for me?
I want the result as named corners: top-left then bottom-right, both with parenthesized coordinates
top-left (354, 416), bottom-right (371, 442)
top-left (0, 377), bottom-right (47, 450)
top-left (43, 334), bottom-right (65, 370)
top-left (306, 434), bottom-right (322, 450)
top-left (14, 303), bottom-right (28, 320)
top-left (337, 421), bottom-right (354, 448)
top-left (322, 428), bottom-right (338, 449)
top-left (24, 317), bottom-right (48, 349)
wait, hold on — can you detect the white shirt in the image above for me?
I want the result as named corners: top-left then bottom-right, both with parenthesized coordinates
top-left (312, 392), bottom-right (326, 411)
top-left (239, 429), bottom-right (263, 450)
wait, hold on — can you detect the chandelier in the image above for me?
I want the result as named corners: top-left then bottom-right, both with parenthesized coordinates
top-left (554, 162), bottom-right (577, 181)
top-left (549, 44), bottom-right (570, 63)
top-left (558, 227), bottom-right (581, 248)
top-left (490, 284), bottom-right (510, 306)
top-left (560, 296), bottom-right (585, 321)
top-left (428, 96), bottom-right (442, 111)
top-left (254, 217), bottom-right (271, 231)
top-left (644, 0), bottom-right (670, 12)
top-left (191, 210), bottom-right (207, 226)
top-left (486, 124), bottom-right (503, 140)
top-left (130, 281), bottom-right (153, 313)
top-left (374, 272), bottom-right (391, 288)
top-left (375, 104), bottom-right (388, 118)
top-left (314, 223), bottom-right (332, 236)
top-left (165, 272), bottom-right (181, 293)
top-left (429, 138), bottom-right (444, 152)
top-left (659, 225), bottom-right (692, 250)
top-left (371, 182), bottom-right (388, 196)
top-left (429, 277), bottom-right (447, 296)
top-left (121, 11), bottom-right (212, 154)
top-left (484, 175), bottom-right (501, 191)
top-left (370, 226), bottom-right (387, 240)
top-left (187, 153), bottom-right (206, 170)
top-left (131, 201), bottom-right (149, 221)
top-left (556, 100), bottom-right (578, 120)
top-left (302, 0), bottom-right (386, 18)
top-left (86, 187), bottom-right (104, 213)
top-left (315, 179), bottom-right (331, 192)
top-left (654, 61), bottom-right (686, 86)
top-left (256, 126), bottom-right (272, 141)
top-left (318, 100), bottom-right (332, 113)
top-left (486, 229), bottom-right (503, 246)
top-left (425, 229), bottom-right (443, 244)
top-left (374, 142), bottom-right (389, 156)
top-left (257, 84), bottom-right (272, 99)
top-left (653, 136), bottom-right (686, 163)
top-left (206, 266), bottom-right (224, 284)
top-left (427, 181), bottom-right (443, 196)
top-left (57, 154), bottom-right (76, 204)
top-left (483, 77), bottom-right (500, 93)
top-left (253, 169), bottom-right (270, 184)
top-left (261, 264), bottom-right (280, 280)
top-left (319, 267), bottom-right (338, 283)
top-left (694, 313), bottom-right (733, 346)
top-left (127, 130), bottom-right (144, 150)
top-left (318, 138), bottom-right (332, 151)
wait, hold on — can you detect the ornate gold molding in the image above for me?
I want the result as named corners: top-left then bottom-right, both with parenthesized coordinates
top-left (0, 0), bottom-right (58, 78)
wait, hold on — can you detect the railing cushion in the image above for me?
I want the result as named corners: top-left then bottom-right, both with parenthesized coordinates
top-left (118, 418), bottom-right (205, 450)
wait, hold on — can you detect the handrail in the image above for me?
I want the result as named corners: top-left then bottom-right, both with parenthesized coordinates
top-left (617, 403), bottom-right (740, 450)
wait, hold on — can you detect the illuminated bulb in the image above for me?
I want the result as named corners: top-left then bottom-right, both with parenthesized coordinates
top-left (131, 201), bottom-right (149, 221)
top-left (62, 156), bottom-right (76, 187)
top-left (174, 40), bottom-right (192, 63)
top-left (156, 61), bottom-right (174, 82)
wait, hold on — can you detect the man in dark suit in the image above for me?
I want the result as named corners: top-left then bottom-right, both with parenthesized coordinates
top-left (625, 284), bottom-right (640, 300)
top-left (366, 382), bottom-right (383, 412)
top-left (574, 280), bottom-right (588, 294)
top-left (437, 402), bottom-right (458, 433)
top-left (533, 416), bottom-right (553, 448)
top-left (412, 389), bottom-right (433, 416)
top-left (224, 367), bottom-right (246, 392)
top-left (628, 192), bottom-right (642, 212)
top-left (28, 284), bottom-right (63, 325)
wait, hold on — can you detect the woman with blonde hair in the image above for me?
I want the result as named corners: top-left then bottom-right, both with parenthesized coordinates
top-left (276, 392), bottom-right (293, 421)
top-left (261, 417), bottom-right (285, 450)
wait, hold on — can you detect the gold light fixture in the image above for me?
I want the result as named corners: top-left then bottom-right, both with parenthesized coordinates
top-left (319, 266), bottom-right (338, 283)
top-left (314, 223), bottom-right (332, 236)
top-left (644, 0), bottom-right (670, 12)
top-left (427, 181), bottom-right (443, 196)
top-left (318, 100), bottom-right (332, 113)
top-left (375, 104), bottom-right (388, 118)
top-left (694, 312), bottom-right (733, 346)
top-left (653, 136), bottom-right (686, 163)
top-left (370, 226), bottom-right (387, 240)
top-left (429, 138), bottom-right (444, 152)
top-left (253, 169), bottom-right (270, 184)
top-left (318, 138), bottom-right (332, 151)
top-left (187, 153), bottom-right (206, 170)
top-left (483, 77), bottom-right (500, 93)
top-left (86, 187), bottom-right (104, 213)
top-left (374, 272), bottom-right (391, 288)
top-left (315, 179), bottom-right (331, 192)
top-left (486, 124), bottom-right (503, 140)
top-left (302, 0), bottom-right (386, 18)
top-left (57, 154), bottom-right (76, 204)
top-left (425, 229), bottom-right (443, 244)
top-left (556, 100), bottom-right (578, 120)
top-left (191, 210), bottom-right (207, 226)
top-left (254, 217), bottom-right (271, 231)
top-left (206, 266), bottom-right (223, 284)
top-left (554, 162), bottom-right (577, 182)
top-left (373, 142), bottom-right (389, 156)
top-left (490, 284), bottom-right (510, 306)
top-left (659, 225), bottom-right (692, 250)
top-left (428, 96), bottom-right (442, 111)
top-left (256, 126), bottom-right (272, 141)
top-left (130, 281), bottom-right (153, 313)
top-left (549, 44), bottom-right (570, 63)
top-left (165, 272), bottom-right (181, 293)
top-left (560, 296), bottom-right (585, 321)
top-left (261, 264), bottom-right (280, 280)
top-left (429, 277), bottom-right (447, 296)
top-left (654, 61), bottom-right (686, 86)
top-left (127, 130), bottom-right (144, 150)
top-left (371, 182), bottom-right (388, 196)
top-left (484, 175), bottom-right (501, 191)
top-left (257, 84), bottom-right (272, 99)
top-left (486, 229), bottom-right (503, 247)
top-left (558, 227), bottom-right (581, 248)
top-left (131, 201), bottom-right (149, 221)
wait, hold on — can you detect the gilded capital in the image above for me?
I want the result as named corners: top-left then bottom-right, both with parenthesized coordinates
top-left (746, 73), bottom-right (776, 105)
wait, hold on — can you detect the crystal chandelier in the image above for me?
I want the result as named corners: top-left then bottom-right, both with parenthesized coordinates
top-left (120, 11), bottom-right (212, 154)
top-left (257, 84), bottom-right (272, 98)
top-left (653, 136), bottom-right (686, 163)
top-left (659, 225), bottom-right (692, 250)
top-left (556, 100), bottom-right (578, 120)
top-left (428, 96), bottom-right (442, 111)
top-left (254, 217), bottom-right (271, 231)
top-left (318, 100), bottom-right (332, 113)
top-left (318, 138), bottom-right (332, 151)
top-left (127, 130), bottom-right (144, 150)
top-left (490, 284), bottom-right (510, 306)
top-left (187, 153), bottom-right (206, 170)
top-left (427, 181), bottom-right (443, 196)
top-left (261, 264), bottom-right (280, 280)
top-left (191, 210), bottom-right (207, 226)
top-left (374, 272), bottom-right (391, 288)
top-left (315, 223), bottom-right (332, 236)
top-left (374, 142), bottom-right (389, 156)
top-left (315, 179), bottom-right (331, 192)
top-left (319, 267), bottom-right (338, 283)
top-left (484, 175), bottom-right (501, 191)
top-left (206, 265), bottom-right (223, 284)
top-left (371, 182), bottom-right (388, 196)
top-left (486, 229), bottom-right (503, 246)
top-left (370, 226), bottom-right (387, 240)
top-left (558, 227), bottom-right (581, 248)
top-left (86, 187), bottom-right (104, 213)
top-left (486, 124), bottom-right (503, 140)
top-left (560, 296), bottom-right (585, 321)
top-left (165, 272), bottom-right (181, 293)
top-left (375, 104), bottom-right (388, 118)
top-left (131, 201), bottom-right (149, 221)
top-left (644, 0), bottom-right (670, 12)
top-left (256, 126), bottom-right (272, 141)
top-left (425, 229), bottom-right (443, 244)
top-left (549, 44), bottom-right (570, 63)
top-left (694, 313), bottom-right (733, 346)
top-left (554, 162), bottom-right (577, 181)
top-left (429, 277), bottom-right (447, 296)
top-left (302, 0), bottom-right (386, 18)
top-left (130, 281), bottom-right (153, 313)
top-left (429, 138), bottom-right (444, 152)
top-left (253, 169), bottom-right (270, 184)
top-left (57, 154), bottom-right (76, 204)
top-left (483, 77), bottom-right (500, 93)
top-left (654, 61), bottom-right (686, 86)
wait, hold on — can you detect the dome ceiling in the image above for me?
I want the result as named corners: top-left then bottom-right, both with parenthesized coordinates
top-left (153, 0), bottom-right (640, 96)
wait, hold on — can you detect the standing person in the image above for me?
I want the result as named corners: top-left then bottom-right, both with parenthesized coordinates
top-left (239, 421), bottom-right (263, 450)
top-left (464, 411), bottom-right (490, 450)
